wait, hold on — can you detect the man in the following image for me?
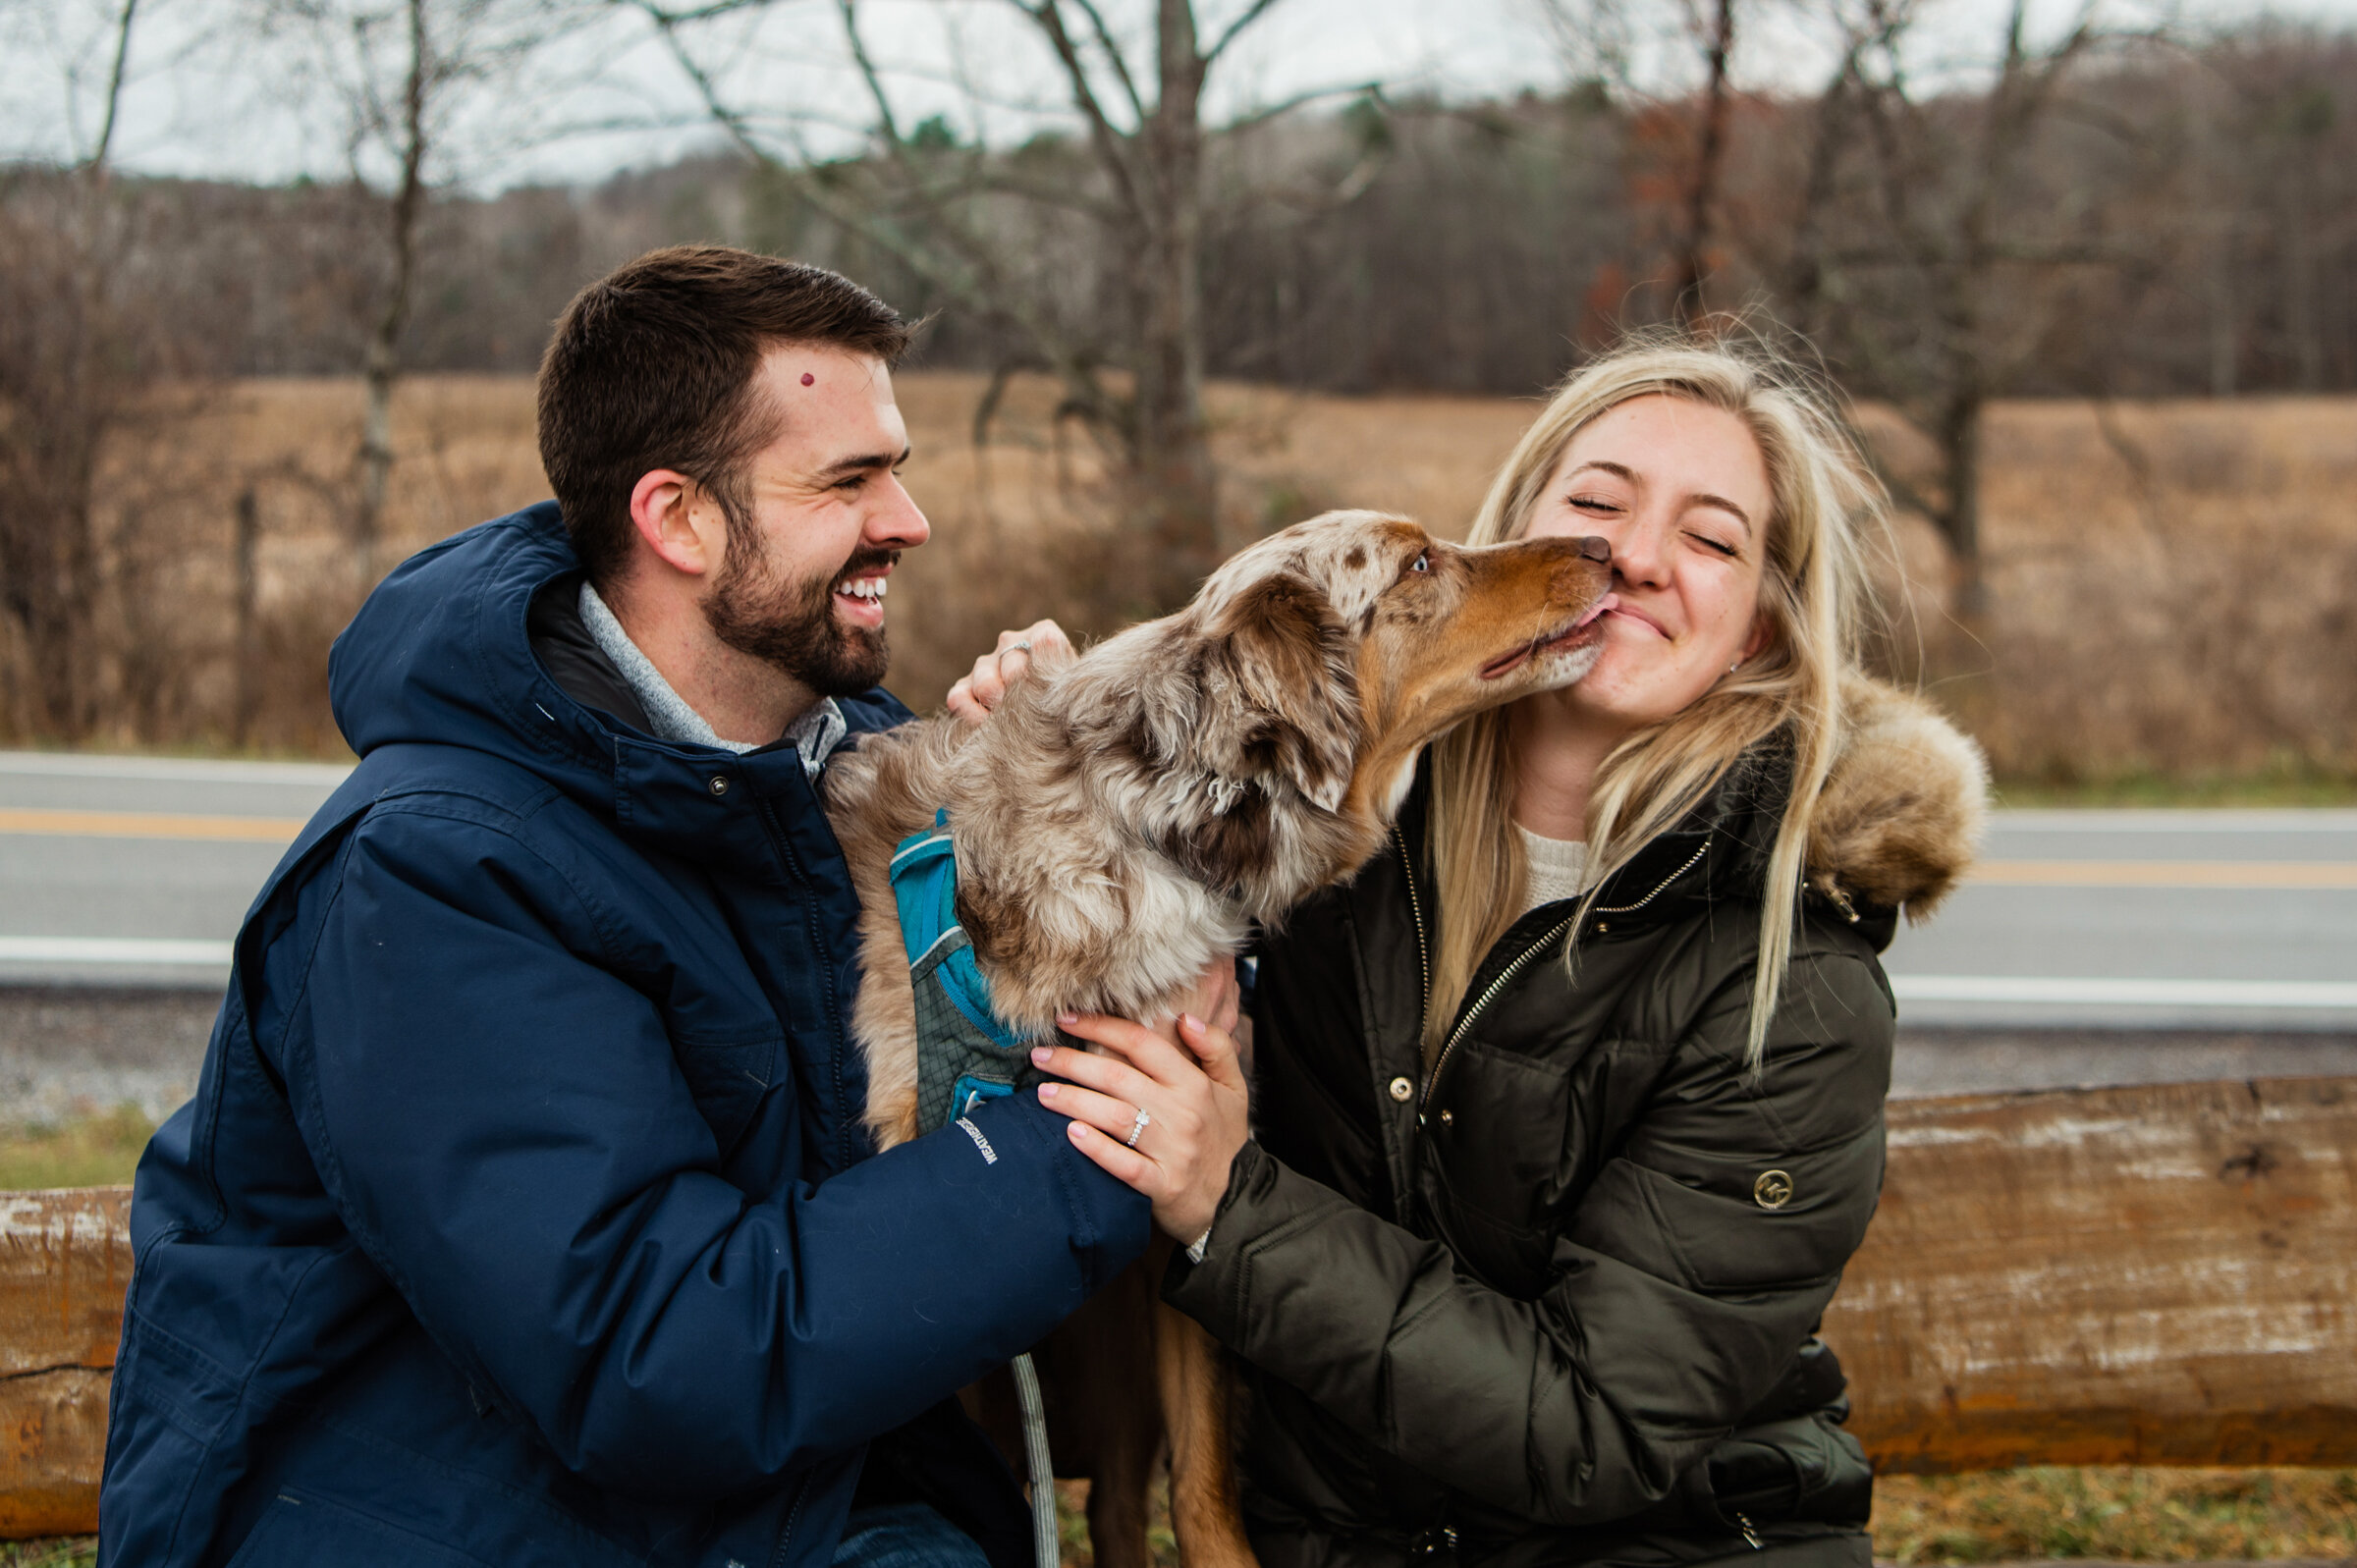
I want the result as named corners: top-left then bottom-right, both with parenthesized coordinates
top-left (99, 247), bottom-right (1148, 1568)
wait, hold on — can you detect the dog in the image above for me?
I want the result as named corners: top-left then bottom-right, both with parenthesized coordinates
top-left (821, 509), bottom-right (1617, 1568)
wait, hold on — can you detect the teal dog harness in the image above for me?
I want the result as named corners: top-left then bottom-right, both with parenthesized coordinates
top-left (891, 810), bottom-right (1042, 1133)
top-left (892, 810), bottom-right (1063, 1568)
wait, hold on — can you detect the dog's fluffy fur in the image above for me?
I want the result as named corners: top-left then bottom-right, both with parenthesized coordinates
top-left (823, 509), bottom-right (1616, 1151)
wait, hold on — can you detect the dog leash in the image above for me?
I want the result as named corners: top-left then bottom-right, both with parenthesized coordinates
top-left (1012, 1352), bottom-right (1060, 1568)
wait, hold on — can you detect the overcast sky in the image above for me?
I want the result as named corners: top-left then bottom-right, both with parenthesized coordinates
top-left (2, 0), bottom-right (2345, 191)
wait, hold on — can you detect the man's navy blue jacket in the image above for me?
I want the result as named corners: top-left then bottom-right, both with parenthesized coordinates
top-left (98, 503), bottom-right (1149, 1567)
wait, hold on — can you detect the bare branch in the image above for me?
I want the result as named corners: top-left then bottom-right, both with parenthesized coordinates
top-left (1010, 0), bottom-right (1149, 226)
top-left (1201, 0), bottom-right (1282, 65)
top-left (837, 0), bottom-right (904, 149)
top-left (1065, 0), bottom-right (1147, 123)
top-left (84, 0), bottom-right (141, 175)
top-left (1218, 78), bottom-right (1379, 135)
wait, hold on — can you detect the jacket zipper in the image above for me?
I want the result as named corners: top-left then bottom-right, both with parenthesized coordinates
top-left (766, 1469), bottom-right (815, 1568)
top-left (1390, 824), bottom-right (1431, 1045)
top-left (1421, 915), bottom-right (1576, 1112)
top-left (1415, 837), bottom-right (1712, 1113)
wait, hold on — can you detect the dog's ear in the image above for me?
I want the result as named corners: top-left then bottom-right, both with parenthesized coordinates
top-left (1196, 571), bottom-right (1360, 814)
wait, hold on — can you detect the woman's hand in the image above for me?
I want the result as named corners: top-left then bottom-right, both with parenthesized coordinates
top-left (1033, 962), bottom-right (1248, 1243)
top-left (946, 620), bottom-right (1073, 725)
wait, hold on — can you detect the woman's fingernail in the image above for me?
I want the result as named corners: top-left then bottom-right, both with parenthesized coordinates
top-left (1039, 1083), bottom-right (1059, 1101)
top-left (1181, 1012), bottom-right (1203, 1032)
top-left (1069, 1121), bottom-right (1088, 1142)
top-left (1031, 1046), bottom-right (1054, 1064)
top-left (1056, 1009), bottom-right (1079, 1026)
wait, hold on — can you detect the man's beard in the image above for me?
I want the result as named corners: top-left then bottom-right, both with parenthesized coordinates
top-left (703, 522), bottom-right (896, 699)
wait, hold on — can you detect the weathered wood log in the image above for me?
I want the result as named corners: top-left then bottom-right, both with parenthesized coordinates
top-left (1826, 1076), bottom-right (2357, 1471)
top-left (1, 1187), bottom-right (131, 1537)
top-left (3, 1079), bottom-right (2355, 1536)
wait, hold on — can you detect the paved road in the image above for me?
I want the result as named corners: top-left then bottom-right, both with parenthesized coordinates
top-left (3, 751), bottom-right (2354, 1123)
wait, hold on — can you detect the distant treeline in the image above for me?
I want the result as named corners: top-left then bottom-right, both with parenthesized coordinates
top-left (26, 22), bottom-right (2351, 402)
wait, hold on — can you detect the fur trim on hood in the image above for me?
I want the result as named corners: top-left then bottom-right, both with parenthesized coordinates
top-left (1806, 673), bottom-right (1990, 922)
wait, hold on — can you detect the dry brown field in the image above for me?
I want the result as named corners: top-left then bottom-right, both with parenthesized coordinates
top-left (21, 372), bottom-right (2357, 789)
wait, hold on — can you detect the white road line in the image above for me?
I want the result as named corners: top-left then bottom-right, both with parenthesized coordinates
top-left (1992, 809), bottom-right (2357, 833)
top-left (0, 937), bottom-right (235, 966)
top-left (0, 750), bottom-right (353, 785)
top-left (1890, 975), bottom-right (2357, 1009)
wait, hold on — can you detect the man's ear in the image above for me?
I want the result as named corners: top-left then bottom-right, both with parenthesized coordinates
top-left (630, 469), bottom-right (727, 577)
top-left (1197, 572), bottom-right (1359, 814)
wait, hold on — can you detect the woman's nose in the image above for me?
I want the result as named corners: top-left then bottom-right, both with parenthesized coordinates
top-left (1611, 517), bottom-right (1669, 584)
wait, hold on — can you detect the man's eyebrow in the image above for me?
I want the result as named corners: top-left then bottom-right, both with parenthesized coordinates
top-left (814, 445), bottom-right (912, 481)
top-left (1565, 460), bottom-right (1751, 533)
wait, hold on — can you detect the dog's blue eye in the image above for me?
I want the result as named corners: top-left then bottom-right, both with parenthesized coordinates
top-left (1410, 554), bottom-right (1429, 573)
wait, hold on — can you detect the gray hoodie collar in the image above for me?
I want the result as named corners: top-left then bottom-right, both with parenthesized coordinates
top-left (578, 580), bottom-right (846, 780)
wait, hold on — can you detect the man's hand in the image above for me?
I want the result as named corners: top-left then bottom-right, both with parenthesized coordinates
top-left (946, 620), bottom-right (1073, 725)
top-left (1031, 961), bottom-right (1247, 1244)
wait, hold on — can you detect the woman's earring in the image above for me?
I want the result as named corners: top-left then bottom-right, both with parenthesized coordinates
top-left (1728, 659), bottom-right (1741, 673)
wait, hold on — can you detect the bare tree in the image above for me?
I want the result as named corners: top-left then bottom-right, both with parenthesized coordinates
top-left (1533, 0), bottom-right (1741, 324)
top-left (262, 0), bottom-right (571, 591)
top-left (1764, 0), bottom-right (2146, 618)
top-left (1672, 0), bottom-right (1736, 322)
top-left (0, 0), bottom-right (145, 737)
top-left (645, 0), bottom-right (1324, 611)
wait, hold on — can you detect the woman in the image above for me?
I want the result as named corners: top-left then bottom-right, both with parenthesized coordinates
top-left (1006, 336), bottom-right (1988, 1568)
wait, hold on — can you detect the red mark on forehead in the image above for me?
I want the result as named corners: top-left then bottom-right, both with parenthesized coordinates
top-left (800, 372), bottom-right (815, 386)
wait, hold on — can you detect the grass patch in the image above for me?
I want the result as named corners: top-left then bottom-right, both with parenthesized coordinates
top-left (0, 1105), bottom-right (155, 1191)
top-left (0, 1541), bottom-right (95, 1568)
top-left (5, 1469), bottom-right (2351, 1562)
top-left (1052, 1468), bottom-right (2357, 1564)
top-left (1993, 758), bottom-right (2357, 808)
top-left (1876, 1468), bottom-right (2357, 1562)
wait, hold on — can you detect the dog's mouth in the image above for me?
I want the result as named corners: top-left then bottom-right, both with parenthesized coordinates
top-left (1479, 593), bottom-right (1618, 681)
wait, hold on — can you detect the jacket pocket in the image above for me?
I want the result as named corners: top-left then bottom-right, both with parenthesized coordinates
top-left (670, 1032), bottom-right (783, 1157)
top-left (223, 1488), bottom-right (495, 1567)
top-left (1702, 1411), bottom-right (1874, 1530)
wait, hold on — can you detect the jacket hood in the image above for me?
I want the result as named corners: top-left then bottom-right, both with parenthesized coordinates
top-left (1803, 672), bottom-right (1990, 921)
top-left (331, 504), bottom-right (618, 810)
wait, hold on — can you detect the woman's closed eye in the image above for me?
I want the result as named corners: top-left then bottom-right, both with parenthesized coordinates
top-left (1689, 530), bottom-right (1741, 559)
top-left (1567, 494), bottom-right (1623, 516)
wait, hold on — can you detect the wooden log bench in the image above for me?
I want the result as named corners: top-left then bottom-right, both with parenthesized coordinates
top-left (6, 1076), bottom-right (2355, 1537)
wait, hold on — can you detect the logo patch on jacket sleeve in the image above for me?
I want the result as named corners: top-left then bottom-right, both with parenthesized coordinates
top-left (957, 1117), bottom-right (1000, 1165)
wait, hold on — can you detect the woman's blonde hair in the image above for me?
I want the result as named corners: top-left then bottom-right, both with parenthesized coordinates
top-left (1425, 331), bottom-right (1884, 1068)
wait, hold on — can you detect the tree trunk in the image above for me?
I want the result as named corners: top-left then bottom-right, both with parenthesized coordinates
top-left (234, 486), bottom-right (261, 747)
top-left (1672, 0), bottom-right (1735, 326)
top-left (356, 0), bottom-right (431, 595)
top-left (1126, 0), bottom-right (1218, 611)
top-left (2281, 156), bottom-right (2322, 393)
top-left (1935, 385), bottom-right (1987, 623)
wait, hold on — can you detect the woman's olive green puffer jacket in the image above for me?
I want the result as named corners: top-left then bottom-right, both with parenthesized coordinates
top-left (1164, 677), bottom-right (1988, 1568)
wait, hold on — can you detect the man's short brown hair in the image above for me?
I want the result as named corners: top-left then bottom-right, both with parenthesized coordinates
top-left (537, 246), bottom-right (913, 585)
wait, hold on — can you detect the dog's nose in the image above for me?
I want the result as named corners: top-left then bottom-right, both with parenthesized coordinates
top-left (1576, 535), bottom-right (1612, 563)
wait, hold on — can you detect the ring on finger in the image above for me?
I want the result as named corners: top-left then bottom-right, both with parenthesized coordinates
top-left (1124, 1108), bottom-right (1151, 1149)
top-left (994, 639), bottom-right (1034, 675)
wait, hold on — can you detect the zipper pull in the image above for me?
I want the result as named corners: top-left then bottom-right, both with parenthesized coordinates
top-left (1734, 1511), bottom-right (1765, 1550)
